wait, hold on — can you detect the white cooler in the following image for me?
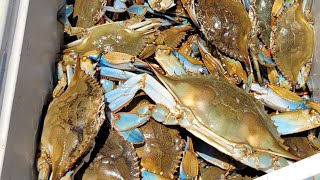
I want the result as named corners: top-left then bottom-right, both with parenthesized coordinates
top-left (0, 0), bottom-right (319, 179)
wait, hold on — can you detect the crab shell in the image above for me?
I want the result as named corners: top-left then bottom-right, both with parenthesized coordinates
top-left (155, 73), bottom-right (299, 163)
top-left (182, 0), bottom-right (251, 64)
top-left (271, 0), bottom-right (314, 84)
top-left (64, 23), bottom-right (150, 56)
top-left (37, 59), bottom-right (105, 179)
top-left (136, 120), bottom-right (183, 179)
top-left (252, 0), bottom-right (275, 47)
top-left (73, 0), bottom-right (107, 28)
top-left (82, 131), bottom-right (140, 180)
top-left (283, 136), bottom-right (318, 159)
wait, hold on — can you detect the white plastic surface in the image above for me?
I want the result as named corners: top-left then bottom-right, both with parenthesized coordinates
top-left (310, 0), bottom-right (320, 102)
top-left (0, 0), bottom-right (9, 47)
top-left (256, 153), bottom-right (320, 180)
top-left (0, 0), bottom-right (30, 177)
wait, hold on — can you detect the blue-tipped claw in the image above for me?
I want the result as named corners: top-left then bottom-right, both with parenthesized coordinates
top-left (103, 0), bottom-right (127, 13)
top-left (172, 50), bottom-right (209, 75)
top-left (128, 5), bottom-right (149, 16)
top-left (141, 170), bottom-right (170, 180)
top-left (99, 66), bottom-right (137, 80)
top-left (251, 83), bottom-right (307, 112)
top-left (100, 79), bottom-right (115, 93)
top-left (258, 52), bottom-right (276, 66)
top-left (57, 5), bottom-right (73, 26)
top-left (271, 109), bottom-right (320, 135)
top-left (114, 113), bottom-right (148, 131)
top-left (242, 0), bottom-right (250, 12)
top-left (119, 128), bottom-right (144, 144)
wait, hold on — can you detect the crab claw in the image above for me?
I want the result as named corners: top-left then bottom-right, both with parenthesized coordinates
top-left (119, 128), bottom-right (145, 144)
top-left (180, 0), bottom-right (200, 28)
top-left (147, 0), bottom-right (176, 12)
top-left (103, 0), bottom-right (128, 13)
top-left (141, 170), bottom-right (171, 180)
top-left (272, 109), bottom-right (320, 135)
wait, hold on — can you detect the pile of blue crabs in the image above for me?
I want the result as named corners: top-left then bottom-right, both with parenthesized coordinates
top-left (36, 0), bottom-right (320, 179)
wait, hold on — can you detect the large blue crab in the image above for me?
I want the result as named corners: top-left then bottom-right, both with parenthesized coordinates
top-left (181, 0), bottom-right (252, 65)
top-left (101, 66), bottom-right (300, 173)
top-left (37, 57), bottom-right (105, 180)
top-left (271, 0), bottom-right (314, 85)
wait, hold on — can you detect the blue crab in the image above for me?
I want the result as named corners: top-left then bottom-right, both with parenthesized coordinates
top-left (181, 0), bottom-right (252, 65)
top-left (270, 0), bottom-right (314, 85)
top-left (73, 0), bottom-right (108, 28)
top-left (37, 57), bottom-right (105, 180)
top-left (249, 0), bottom-right (277, 68)
top-left (135, 119), bottom-right (183, 179)
top-left (102, 66), bottom-right (299, 173)
top-left (63, 20), bottom-right (164, 56)
top-left (82, 131), bottom-right (140, 180)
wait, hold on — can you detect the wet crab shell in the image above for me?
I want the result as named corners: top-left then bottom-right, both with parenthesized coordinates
top-left (271, 1), bottom-right (314, 84)
top-left (64, 23), bottom-right (150, 56)
top-left (156, 73), bottom-right (298, 160)
top-left (73, 0), bottom-right (107, 28)
top-left (37, 59), bottom-right (105, 180)
top-left (82, 131), bottom-right (140, 180)
top-left (136, 120), bottom-right (184, 179)
top-left (252, 0), bottom-right (275, 47)
top-left (193, 0), bottom-right (251, 63)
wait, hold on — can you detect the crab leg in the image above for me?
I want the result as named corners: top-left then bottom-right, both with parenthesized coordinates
top-left (197, 152), bottom-right (235, 170)
top-left (103, 0), bottom-right (127, 13)
top-left (251, 83), bottom-right (307, 112)
top-left (100, 79), bottom-right (115, 93)
top-left (52, 62), bottom-right (67, 98)
top-left (127, 5), bottom-right (149, 17)
top-left (99, 66), bottom-right (137, 80)
top-left (271, 109), bottom-right (320, 135)
top-left (242, 0), bottom-right (251, 11)
top-left (118, 128), bottom-right (145, 144)
top-left (197, 38), bottom-right (225, 76)
top-left (57, 5), bottom-right (86, 36)
top-left (141, 170), bottom-right (171, 180)
top-left (99, 52), bottom-right (150, 72)
top-left (154, 48), bottom-right (186, 76)
top-left (37, 152), bottom-right (51, 180)
top-left (105, 73), bottom-right (176, 111)
top-left (172, 50), bottom-right (209, 75)
top-left (308, 129), bottom-right (320, 150)
top-left (127, 18), bottom-right (171, 31)
top-left (114, 113), bottom-right (148, 131)
top-left (179, 137), bottom-right (199, 180)
top-left (195, 139), bottom-right (236, 170)
top-left (66, 65), bottom-right (74, 85)
top-left (186, 123), bottom-right (293, 173)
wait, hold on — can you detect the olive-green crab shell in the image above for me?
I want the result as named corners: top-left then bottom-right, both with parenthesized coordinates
top-left (194, 0), bottom-right (252, 63)
top-left (156, 73), bottom-right (298, 161)
top-left (271, 0), bottom-right (314, 84)
top-left (83, 131), bottom-right (140, 180)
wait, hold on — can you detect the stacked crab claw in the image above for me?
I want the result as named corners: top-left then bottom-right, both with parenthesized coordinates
top-left (37, 0), bottom-right (319, 179)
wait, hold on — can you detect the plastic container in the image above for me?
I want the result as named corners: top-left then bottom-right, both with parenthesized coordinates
top-left (0, 0), bottom-right (319, 179)
top-left (0, 0), bottom-right (64, 178)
